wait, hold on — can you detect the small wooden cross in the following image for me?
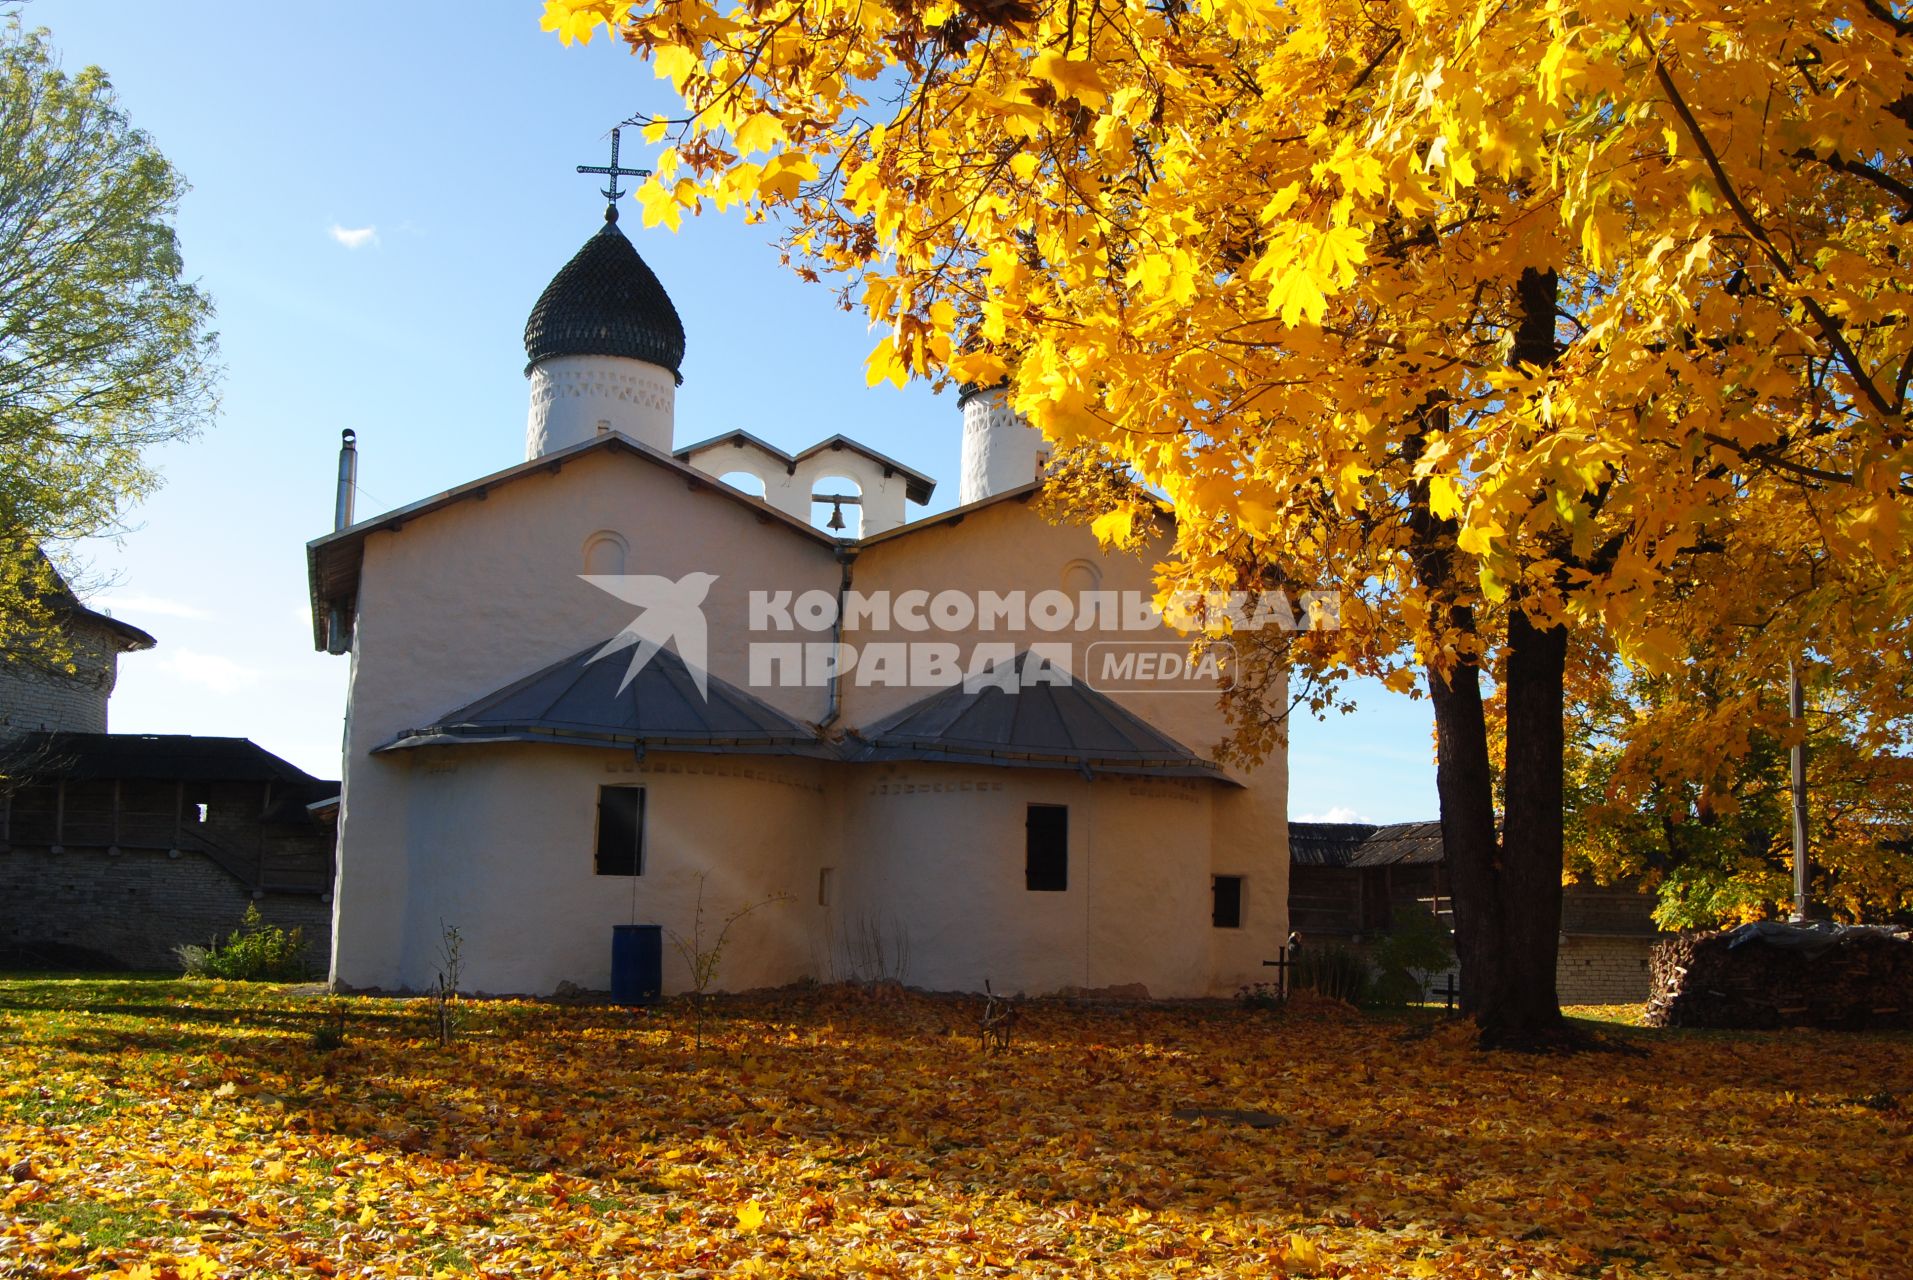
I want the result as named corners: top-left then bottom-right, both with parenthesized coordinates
top-left (577, 127), bottom-right (653, 204)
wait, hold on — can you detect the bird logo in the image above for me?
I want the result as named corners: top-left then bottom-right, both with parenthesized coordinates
top-left (581, 572), bottom-right (719, 699)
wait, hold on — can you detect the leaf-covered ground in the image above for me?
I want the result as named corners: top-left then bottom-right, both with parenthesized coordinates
top-left (2, 977), bottom-right (1908, 1278)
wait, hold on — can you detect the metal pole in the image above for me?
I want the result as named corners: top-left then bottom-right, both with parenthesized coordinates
top-left (1789, 658), bottom-right (1810, 922)
top-left (333, 429), bottom-right (358, 531)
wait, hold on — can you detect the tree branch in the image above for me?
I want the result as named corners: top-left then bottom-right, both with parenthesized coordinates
top-left (1700, 430), bottom-right (1913, 497)
top-left (1639, 22), bottom-right (1901, 427)
top-left (1795, 147), bottom-right (1913, 217)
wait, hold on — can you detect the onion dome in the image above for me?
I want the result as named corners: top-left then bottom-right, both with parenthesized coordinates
top-left (523, 206), bottom-right (686, 382)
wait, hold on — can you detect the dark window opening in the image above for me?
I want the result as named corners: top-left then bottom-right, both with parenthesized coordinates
top-left (1025, 804), bottom-right (1068, 891)
top-left (1213, 875), bottom-right (1244, 929)
top-left (595, 786), bottom-right (645, 876)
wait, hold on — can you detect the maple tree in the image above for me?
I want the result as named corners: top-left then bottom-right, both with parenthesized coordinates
top-left (5, 976), bottom-right (1913, 1276)
top-left (541, 0), bottom-right (1912, 1042)
top-left (1560, 620), bottom-right (1913, 930)
top-left (0, 20), bottom-right (218, 678)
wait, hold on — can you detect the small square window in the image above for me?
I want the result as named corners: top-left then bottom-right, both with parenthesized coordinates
top-left (595, 786), bottom-right (644, 876)
top-left (1026, 804), bottom-right (1068, 892)
top-left (1213, 875), bottom-right (1243, 929)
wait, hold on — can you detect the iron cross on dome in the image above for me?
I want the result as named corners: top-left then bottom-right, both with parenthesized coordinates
top-left (578, 127), bottom-right (653, 213)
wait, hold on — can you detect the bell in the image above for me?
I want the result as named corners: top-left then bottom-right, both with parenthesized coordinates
top-left (826, 501), bottom-right (846, 531)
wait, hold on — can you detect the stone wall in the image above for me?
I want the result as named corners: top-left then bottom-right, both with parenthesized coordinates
top-left (0, 619), bottom-right (120, 736)
top-left (0, 844), bottom-right (331, 972)
top-left (1556, 934), bottom-right (1657, 1005)
top-left (1296, 932), bottom-right (1656, 1008)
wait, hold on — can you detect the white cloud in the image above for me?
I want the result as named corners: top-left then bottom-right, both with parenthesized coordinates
top-left (93, 592), bottom-right (208, 620)
top-left (1296, 806), bottom-right (1370, 824)
top-left (156, 649), bottom-right (262, 695)
top-left (329, 223), bottom-right (379, 250)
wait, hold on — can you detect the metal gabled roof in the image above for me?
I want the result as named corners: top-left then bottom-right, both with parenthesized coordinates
top-left (10, 732), bottom-right (330, 789)
top-left (675, 430), bottom-right (938, 506)
top-left (374, 640), bottom-right (836, 759)
top-left (305, 432), bottom-right (839, 652)
top-left (1288, 820), bottom-right (1445, 868)
top-left (842, 652), bottom-right (1236, 783)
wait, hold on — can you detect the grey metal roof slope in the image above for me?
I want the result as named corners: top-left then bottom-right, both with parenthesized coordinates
top-left (375, 640), bottom-right (836, 758)
top-left (1348, 820), bottom-right (1444, 867)
top-left (524, 209), bottom-right (686, 380)
top-left (844, 652), bottom-right (1236, 782)
top-left (11, 732), bottom-right (331, 789)
top-left (1288, 822), bottom-right (1377, 867)
top-left (1289, 820), bottom-right (1444, 867)
top-left (27, 549), bottom-right (156, 652)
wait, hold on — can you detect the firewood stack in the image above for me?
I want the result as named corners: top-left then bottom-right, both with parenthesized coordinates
top-left (1644, 924), bottom-right (1913, 1030)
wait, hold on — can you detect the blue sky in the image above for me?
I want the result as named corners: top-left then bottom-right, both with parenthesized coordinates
top-left (41, 3), bottom-right (1436, 819)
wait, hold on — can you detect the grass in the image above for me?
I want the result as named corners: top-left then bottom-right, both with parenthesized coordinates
top-left (1, 974), bottom-right (1909, 1278)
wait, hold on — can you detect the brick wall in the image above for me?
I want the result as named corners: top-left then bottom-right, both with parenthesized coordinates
top-left (1556, 934), bottom-right (1657, 1004)
top-left (0, 844), bottom-right (332, 972)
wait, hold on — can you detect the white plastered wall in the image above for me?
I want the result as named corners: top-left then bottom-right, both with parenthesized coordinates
top-left (680, 438), bottom-right (914, 535)
top-left (329, 445), bottom-right (841, 991)
top-left (842, 498), bottom-right (1290, 995)
top-left (958, 385), bottom-right (1048, 504)
top-left (831, 766), bottom-right (1219, 997)
top-left (330, 445), bottom-right (1288, 998)
top-left (526, 355), bottom-right (677, 458)
top-left (390, 745), bottom-right (831, 995)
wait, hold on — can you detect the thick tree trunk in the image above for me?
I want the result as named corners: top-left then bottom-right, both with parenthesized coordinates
top-left (1412, 267), bottom-right (1574, 1046)
top-left (1484, 607), bottom-right (1569, 1043)
top-left (1472, 267), bottom-right (1571, 1045)
top-left (1427, 640), bottom-right (1502, 1020)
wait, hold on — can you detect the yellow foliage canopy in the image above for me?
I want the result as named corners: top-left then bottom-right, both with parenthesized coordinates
top-left (541, 0), bottom-right (1905, 691)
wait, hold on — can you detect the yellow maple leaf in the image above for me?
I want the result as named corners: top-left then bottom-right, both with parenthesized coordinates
top-left (1311, 223), bottom-right (1367, 289)
top-left (636, 180), bottom-right (686, 231)
top-left (864, 336), bottom-right (910, 389)
top-left (733, 112), bottom-right (785, 156)
top-left (1282, 1232), bottom-right (1325, 1273)
top-left (1428, 475), bottom-right (1463, 521)
top-left (736, 1199), bottom-right (768, 1232)
top-left (1269, 266), bottom-right (1327, 327)
top-left (756, 151), bottom-right (819, 201)
top-left (1030, 52), bottom-right (1109, 109)
top-left (1455, 519), bottom-right (1502, 557)
top-left (1092, 508), bottom-right (1135, 547)
top-left (653, 43), bottom-right (700, 88)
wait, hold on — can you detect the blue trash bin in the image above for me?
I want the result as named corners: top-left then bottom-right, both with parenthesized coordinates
top-left (611, 924), bottom-right (662, 1005)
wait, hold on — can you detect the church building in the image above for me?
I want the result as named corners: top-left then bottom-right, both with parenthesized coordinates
top-left (308, 190), bottom-right (1290, 998)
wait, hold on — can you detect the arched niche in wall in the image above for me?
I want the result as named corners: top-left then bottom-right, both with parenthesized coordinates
top-left (1061, 557), bottom-right (1104, 597)
top-left (810, 473), bottom-right (863, 538)
top-left (582, 529), bottom-right (630, 576)
top-left (717, 469), bottom-right (768, 498)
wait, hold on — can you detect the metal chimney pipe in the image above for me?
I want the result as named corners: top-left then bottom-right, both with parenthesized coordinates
top-left (334, 429), bottom-right (358, 531)
top-left (325, 430), bottom-right (359, 655)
